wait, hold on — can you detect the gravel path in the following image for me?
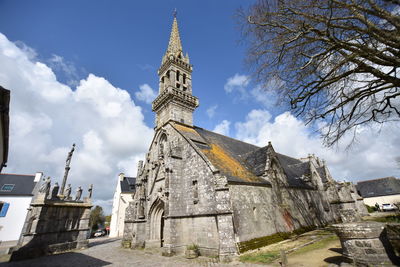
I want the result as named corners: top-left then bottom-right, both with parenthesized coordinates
top-left (0, 238), bottom-right (265, 267)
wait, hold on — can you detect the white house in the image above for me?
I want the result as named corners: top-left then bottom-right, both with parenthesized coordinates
top-left (109, 173), bottom-right (136, 238)
top-left (356, 176), bottom-right (400, 207)
top-left (0, 172), bottom-right (42, 244)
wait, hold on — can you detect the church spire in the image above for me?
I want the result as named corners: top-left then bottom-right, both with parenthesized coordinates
top-left (153, 14), bottom-right (198, 129)
top-left (166, 16), bottom-right (183, 56)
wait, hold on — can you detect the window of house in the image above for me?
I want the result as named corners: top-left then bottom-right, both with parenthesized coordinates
top-left (0, 202), bottom-right (10, 217)
top-left (1, 184), bottom-right (14, 192)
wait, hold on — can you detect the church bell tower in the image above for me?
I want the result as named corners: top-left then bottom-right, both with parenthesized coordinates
top-left (152, 15), bottom-right (199, 129)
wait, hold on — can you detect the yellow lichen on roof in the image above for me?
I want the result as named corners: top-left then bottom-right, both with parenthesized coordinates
top-left (201, 144), bottom-right (260, 183)
top-left (174, 123), bottom-right (198, 134)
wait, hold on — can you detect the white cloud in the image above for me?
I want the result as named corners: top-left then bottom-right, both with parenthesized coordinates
top-left (135, 83), bottom-right (157, 104)
top-left (48, 54), bottom-right (80, 87)
top-left (213, 120), bottom-right (231, 136)
top-left (206, 104), bottom-right (218, 118)
top-left (234, 109), bottom-right (400, 181)
top-left (0, 33), bottom-right (153, 213)
top-left (224, 73), bottom-right (249, 97)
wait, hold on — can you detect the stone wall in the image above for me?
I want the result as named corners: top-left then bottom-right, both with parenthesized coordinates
top-left (229, 183), bottom-right (337, 246)
top-left (333, 222), bottom-right (400, 266)
top-left (10, 190), bottom-right (92, 261)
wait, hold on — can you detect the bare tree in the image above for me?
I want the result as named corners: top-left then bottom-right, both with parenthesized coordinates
top-left (239, 0), bottom-right (400, 146)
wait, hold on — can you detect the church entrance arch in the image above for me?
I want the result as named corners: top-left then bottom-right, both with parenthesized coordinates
top-left (149, 198), bottom-right (165, 247)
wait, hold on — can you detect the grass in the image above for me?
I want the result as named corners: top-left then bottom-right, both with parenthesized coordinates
top-left (367, 214), bottom-right (400, 223)
top-left (290, 235), bottom-right (338, 256)
top-left (239, 232), bottom-right (338, 264)
top-left (239, 251), bottom-right (280, 264)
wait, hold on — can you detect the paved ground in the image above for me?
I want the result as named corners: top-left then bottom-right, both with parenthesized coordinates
top-left (0, 238), bottom-right (264, 267)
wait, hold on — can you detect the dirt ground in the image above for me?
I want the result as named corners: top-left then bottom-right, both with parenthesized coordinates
top-left (273, 237), bottom-right (347, 267)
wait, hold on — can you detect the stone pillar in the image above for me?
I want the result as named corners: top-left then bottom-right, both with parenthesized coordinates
top-left (333, 222), bottom-right (400, 266)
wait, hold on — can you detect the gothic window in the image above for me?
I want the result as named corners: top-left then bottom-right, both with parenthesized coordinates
top-left (253, 207), bottom-right (258, 221)
top-left (176, 83), bottom-right (180, 88)
top-left (159, 134), bottom-right (167, 158)
top-left (166, 71), bottom-right (170, 79)
top-left (183, 74), bottom-right (186, 84)
top-left (176, 70), bottom-right (180, 81)
top-left (192, 180), bottom-right (198, 204)
top-left (161, 77), bottom-right (164, 83)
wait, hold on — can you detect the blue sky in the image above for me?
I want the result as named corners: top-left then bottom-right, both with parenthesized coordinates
top-left (0, 0), bottom-right (398, 213)
top-left (0, 0), bottom-right (266, 130)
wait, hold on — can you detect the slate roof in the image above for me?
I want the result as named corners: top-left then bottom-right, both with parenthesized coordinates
top-left (356, 177), bottom-right (400, 198)
top-left (121, 177), bottom-right (136, 193)
top-left (173, 123), bottom-right (316, 188)
top-left (0, 173), bottom-right (36, 196)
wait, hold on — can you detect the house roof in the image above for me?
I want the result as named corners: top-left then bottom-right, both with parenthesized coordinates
top-left (173, 123), bottom-right (316, 188)
top-left (0, 86), bottom-right (10, 170)
top-left (120, 177), bottom-right (136, 193)
top-left (356, 176), bottom-right (400, 198)
top-left (0, 173), bottom-right (36, 196)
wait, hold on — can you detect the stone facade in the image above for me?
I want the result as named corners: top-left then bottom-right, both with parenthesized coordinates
top-left (10, 178), bottom-right (92, 261)
top-left (333, 222), bottom-right (400, 266)
top-left (122, 16), bottom-right (365, 259)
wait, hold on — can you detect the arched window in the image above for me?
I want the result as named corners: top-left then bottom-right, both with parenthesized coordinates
top-left (159, 134), bottom-right (167, 159)
top-left (183, 74), bottom-right (186, 84)
top-left (176, 70), bottom-right (180, 81)
top-left (166, 71), bottom-right (170, 79)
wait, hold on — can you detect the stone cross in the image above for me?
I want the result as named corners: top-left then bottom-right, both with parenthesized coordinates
top-left (60, 144), bottom-right (75, 196)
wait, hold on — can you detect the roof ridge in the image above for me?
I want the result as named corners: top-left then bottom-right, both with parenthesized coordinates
top-left (193, 125), bottom-right (260, 150)
top-left (276, 152), bottom-right (301, 162)
top-left (0, 173), bottom-right (35, 177)
top-left (357, 176), bottom-right (398, 183)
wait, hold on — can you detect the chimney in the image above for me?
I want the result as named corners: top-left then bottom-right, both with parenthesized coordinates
top-left (34, 172), bottom-right (43, 182)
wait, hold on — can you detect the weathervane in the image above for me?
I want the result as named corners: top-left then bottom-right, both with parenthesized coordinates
top-left (60, 143), bottom-right (75, 197)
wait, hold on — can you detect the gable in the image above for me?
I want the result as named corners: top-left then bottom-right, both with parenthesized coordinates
top-left (0, 173), bottom-right (36, 196)
top-left (172, 123), bottom-right (320, 189)
top-left (356, 177), bottom-right (400, 198)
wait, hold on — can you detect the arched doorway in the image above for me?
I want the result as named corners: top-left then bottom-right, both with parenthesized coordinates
top-left (149, 198), bottom-right (165, 247)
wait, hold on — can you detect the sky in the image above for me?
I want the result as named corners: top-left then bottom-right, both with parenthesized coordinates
top-left (0, 0), bottom-right (399, 213)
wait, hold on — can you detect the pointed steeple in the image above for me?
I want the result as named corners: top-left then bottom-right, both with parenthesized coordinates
top-left (153, 14), bottom-right (198, 129)
top-left (166, 16), bottom-right (183, 56)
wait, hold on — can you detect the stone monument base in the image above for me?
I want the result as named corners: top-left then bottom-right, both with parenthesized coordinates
top-left (10, 239), bottom-right (89, 261)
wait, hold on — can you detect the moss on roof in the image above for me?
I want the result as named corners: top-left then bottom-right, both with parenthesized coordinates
top-left (200, 144), bottom-right (262, 183)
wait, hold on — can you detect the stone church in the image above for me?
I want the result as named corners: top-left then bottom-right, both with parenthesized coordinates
top-left (123, 16), bottom-right (366, 259)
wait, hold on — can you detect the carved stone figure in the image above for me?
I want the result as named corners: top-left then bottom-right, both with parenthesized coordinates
top-left (75, 186), bottom-right (82, 201)
top-left (39, 177), bottom-right (51, 196)
top-left (88, 184), bottom-right (93, 198)
top-left (64, 184), bottom-right (72, 199)
top-left (51, 182), bottom-right (59, 199)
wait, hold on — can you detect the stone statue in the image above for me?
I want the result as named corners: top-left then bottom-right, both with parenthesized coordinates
top-left (75, 186), bottom-right (82, 201)
top-left (64, 184), bottom-right (72, 199)
top-left (88, 184), bottom-right (93, 198)
top-left (60, 143), bottom-right (76, 195)
top-left (51, 182), bottom-right (59, 199)
top-left (66, 143), bottom-right (75, 166)
top-left (39, 176), bottom-right (51, 196)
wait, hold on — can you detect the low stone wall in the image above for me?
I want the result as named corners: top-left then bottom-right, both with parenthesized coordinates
top-left (10, 194), bottom-right (92, 261)
top-left (333, 222), bottom-right (400, 266)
